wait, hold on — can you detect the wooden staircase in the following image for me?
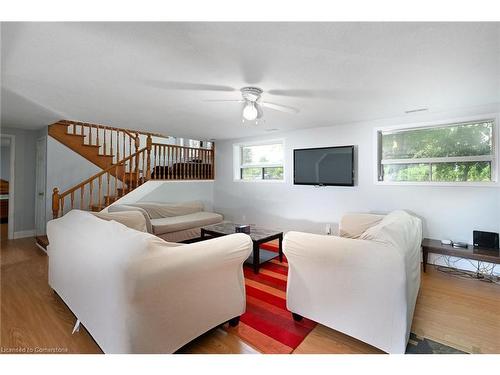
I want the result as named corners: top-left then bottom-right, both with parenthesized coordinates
top-left (50, 120), bottom-right (215, 219)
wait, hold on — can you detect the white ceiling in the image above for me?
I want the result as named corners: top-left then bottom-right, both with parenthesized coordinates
top-left (1, 22), bottom-right (499, 140)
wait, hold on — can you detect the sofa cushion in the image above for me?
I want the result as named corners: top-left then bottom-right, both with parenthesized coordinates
top-left (130, 201), bottom-right (204, 219)
top-left (151, 212), bottom-right (223, 235)
top-left (92, 210), bottom-right (148, 233)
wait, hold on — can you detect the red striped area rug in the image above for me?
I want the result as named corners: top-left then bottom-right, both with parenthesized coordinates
top-left (225, 243), bottom-right (317, 353)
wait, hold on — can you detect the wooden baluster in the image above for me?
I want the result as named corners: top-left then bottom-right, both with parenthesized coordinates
top-left (116, 131), bottom-right (120, 162)
top-left (181, 147), bottom-right (184, 179)
top-left (163, 145), bottom-right (167, 179)
top-left (60, 196), bottom-right (65, 217)
top-left (97, 125), bottom-right (100, 151)
top-left (89, 181), bottom-right (94, 210)
top-left (174, 147), bottom-right (177, 179)
top-left (104, 128), bottom-right (107, 155)
top-left (88, 125), bottom-right (92, 145)
top-left (81, 123), bottom-right (84, 136)
top-left (80, 187), bottom-right (84, 209)
top-left (70, 191), bottom-right (75, 210)
top-left (196, 149), bottom-right (200, 179)
top-left (166, 146), bottom-right (170, 179)
top-left (122, 161), bottom-right (127, 194)
top-left (142, 149), bottom-right (146, 182)
top-left (110, 130), bottom-right (114, 162)
top-left (204, 149), bottom-right (208, 179)
top-left (189, 148), bottom-right (193, 179)
top-left (211, 143), bottom-right (215, 179)
top-left (72, 123), bottom-right (76, 135)
top-left (195, 148), bottom-right (198, 179)
top-left (175, 147), bottom-right (182, 180)
top-left (114, 166), bottom-right (119, 197)
top-left (52, 188), bottom-right (60, 219)
top-left (134, 135), bottom-right (140, 173)
top-left (106, 172), bottom-right (110, 205)
top-left (123, 132), bottom-right (126, 161)
top-left (135, 153), bottom-right (140, 188)
top-left (98, 175), bottom-right (102, 208)
top-left (129, 135), bottom-right (132, 160)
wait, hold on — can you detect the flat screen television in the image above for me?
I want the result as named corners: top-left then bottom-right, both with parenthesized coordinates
top-left (294, 145), bottom-right (354, 186)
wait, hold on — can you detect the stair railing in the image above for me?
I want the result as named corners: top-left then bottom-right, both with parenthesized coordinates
top-left (58, 120), bottom-right (164, 164)
top-left (149, 142), bottom-right (215, 180)
top-left (52, 143), bottom-right (151, 219)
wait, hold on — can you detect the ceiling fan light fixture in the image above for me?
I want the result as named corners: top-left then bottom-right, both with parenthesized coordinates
top-left (242, 102), bottom-right (258, 121)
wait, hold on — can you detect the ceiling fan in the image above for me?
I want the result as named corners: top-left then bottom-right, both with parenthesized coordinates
top-left (203, 86), bottom-right (300, 123)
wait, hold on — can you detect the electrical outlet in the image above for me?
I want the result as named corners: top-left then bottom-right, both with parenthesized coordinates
top-left (326, 224), bottom-right (331, 235)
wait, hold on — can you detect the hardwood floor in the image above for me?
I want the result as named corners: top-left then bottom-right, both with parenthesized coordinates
top-left (1, 237), bottom-right (499, 354)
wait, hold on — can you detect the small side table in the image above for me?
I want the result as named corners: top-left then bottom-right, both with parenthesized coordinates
top-left (421, 238), bottom-right (500, 272)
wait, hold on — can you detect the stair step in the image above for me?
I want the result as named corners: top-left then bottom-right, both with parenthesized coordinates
top-left (65, 133), bottom-right (86, 138)
top-left (36, 235), bottom-right (49, 250)
top-left (90, 204), bottom-right (106, 212)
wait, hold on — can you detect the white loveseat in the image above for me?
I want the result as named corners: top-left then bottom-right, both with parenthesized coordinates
top-left (47, 210), bottom-right (251, 353)
top-left (283, 210), bottom-right (422, 354)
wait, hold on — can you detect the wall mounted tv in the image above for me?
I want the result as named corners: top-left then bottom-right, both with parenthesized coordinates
top-left (293, 145), bottom-right (355, 186)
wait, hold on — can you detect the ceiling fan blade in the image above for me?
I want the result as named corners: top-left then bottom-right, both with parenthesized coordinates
top-left (145, 80), bottom-right (237, 92)
top-left (261, 101), bottom-right (299, 114)
top-left (202, 99), bottom-right (244, 103)
top-left (267, 89), bottom-right (330, 98)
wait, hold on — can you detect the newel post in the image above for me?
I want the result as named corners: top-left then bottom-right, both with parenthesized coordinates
top-left (52, 187), bottom-right (60, 219)
top-left (211, 142), bottom-right (216, 179)
top-left (146, 135), bottom-right (152, 180)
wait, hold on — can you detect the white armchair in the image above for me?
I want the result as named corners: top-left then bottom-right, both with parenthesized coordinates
top-left (283, 210), bottom-right (422, 354)
top-left (47, 210), bottom-right (251, 353)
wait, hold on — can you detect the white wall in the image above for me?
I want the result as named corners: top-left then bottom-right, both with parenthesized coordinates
top-left (46, 136), bottom-right (101, 221)
top-left (105, 180), bottom-right (215, 211)
top-left (214, 105), bottom-right (500, 273)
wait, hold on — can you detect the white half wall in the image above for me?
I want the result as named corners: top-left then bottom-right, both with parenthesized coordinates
top-left (105, 180), bottom-right (215, 212)
top-left (213, 105), bottom-right (500, 274)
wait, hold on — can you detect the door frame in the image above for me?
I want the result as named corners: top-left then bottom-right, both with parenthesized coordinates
top-left (34, 136), bottom-right (47, 236)
top-left (1, 134), bottom-right (16, 240)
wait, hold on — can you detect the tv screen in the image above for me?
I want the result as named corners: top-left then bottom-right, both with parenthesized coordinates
top-left (294, 146), bottom-right (354, 186)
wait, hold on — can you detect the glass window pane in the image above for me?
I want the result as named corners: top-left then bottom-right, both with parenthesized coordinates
top-left (431, 161), bottom-right (491, 182)
top-left (382, 121), bottom-right (493, 160)
top-left (383, 164), bottom-right (430, 182)
top-left (241, 167), bottom-right (263, 180)
top-left (263, 167), bottom-right (283, 180)
top-left (241, 143), bottom-right (283, 165)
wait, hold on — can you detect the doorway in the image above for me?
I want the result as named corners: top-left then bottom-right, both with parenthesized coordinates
top-left (0, 134), bottom-right (15, 240)
top-left (35, 137), bottom-right (47, 236)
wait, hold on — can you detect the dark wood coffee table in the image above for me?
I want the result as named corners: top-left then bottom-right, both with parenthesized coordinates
top-left (200, 222), bottom-right (283, 274)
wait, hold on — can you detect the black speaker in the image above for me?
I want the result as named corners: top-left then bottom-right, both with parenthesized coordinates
top-left (473, 230), bottom-right (499, 249)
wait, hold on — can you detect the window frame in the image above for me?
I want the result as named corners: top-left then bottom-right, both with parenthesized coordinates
top-left (374, 115), bottom-right (499, 187)
top-left (233, 139), bottom-right (286, 183)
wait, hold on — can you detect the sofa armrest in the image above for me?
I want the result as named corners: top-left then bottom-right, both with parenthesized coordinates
top-left (109, 204), bottom-right (153, 233)
top-left (126, 233), bottom-right (252, 353)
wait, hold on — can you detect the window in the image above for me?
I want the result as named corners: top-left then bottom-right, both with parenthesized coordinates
top-left (377, 119), bottom-right (496, 183)
top-left (235, 141), bottom-right (284, 181)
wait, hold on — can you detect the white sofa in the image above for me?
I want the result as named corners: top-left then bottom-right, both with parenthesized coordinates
top-left (109, 201), bottom-right (223, 242)
top-left (47, 209), bottom-right (251, 353)
top-left (283, 210), bottom-right (422, 354)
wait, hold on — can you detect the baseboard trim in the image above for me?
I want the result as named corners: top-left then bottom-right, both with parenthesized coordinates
top-left (13, 229), bottom-right (36, 239)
